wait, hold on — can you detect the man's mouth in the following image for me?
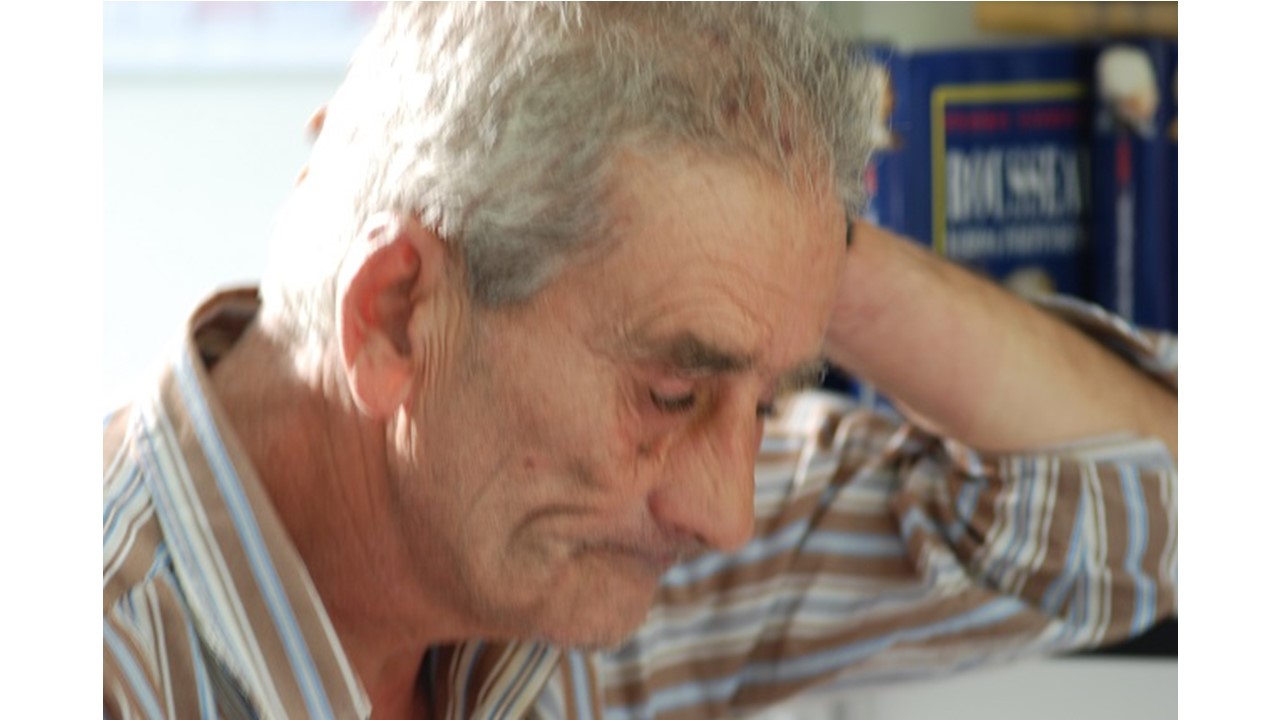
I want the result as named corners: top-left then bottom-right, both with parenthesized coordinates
top-left (581, 540), bottom-right (683, 575)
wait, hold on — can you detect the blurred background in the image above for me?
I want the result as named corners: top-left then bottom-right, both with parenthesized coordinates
top-left (103, 3), bottom-right (1176, 717)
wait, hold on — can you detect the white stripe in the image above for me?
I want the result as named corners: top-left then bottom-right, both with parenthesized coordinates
top-left (1082, 466), bottom-right (1112, 646)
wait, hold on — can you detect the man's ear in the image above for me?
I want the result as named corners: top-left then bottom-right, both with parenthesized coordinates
top-left (335, 212), bottom-right (451, 419)
top-left (294, 105), bottom-right (328, 186)
top-left (306, 105), bottom-right (327, 140)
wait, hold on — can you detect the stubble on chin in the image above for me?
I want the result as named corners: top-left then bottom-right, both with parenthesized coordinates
top-left (457, 545), bottom-right (666, 649)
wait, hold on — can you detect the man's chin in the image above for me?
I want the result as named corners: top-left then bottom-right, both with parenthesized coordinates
top-left (538, 604), bottom-right (652, 650)
top-left (532, 557), bottom-right (664, 648)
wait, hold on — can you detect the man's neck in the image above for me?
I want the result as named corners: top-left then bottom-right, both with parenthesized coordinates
top-left (205, 323), bottom-right (470, 716)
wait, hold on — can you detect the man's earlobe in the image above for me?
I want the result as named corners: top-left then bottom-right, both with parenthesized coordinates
top-left (305, 105), bottom-right (327, 140)
top-left (335, 212), bottom-right (448, 419)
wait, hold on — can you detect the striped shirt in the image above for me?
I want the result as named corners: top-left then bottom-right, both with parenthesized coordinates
top-left (104, 289), bottom-right (1177, 719)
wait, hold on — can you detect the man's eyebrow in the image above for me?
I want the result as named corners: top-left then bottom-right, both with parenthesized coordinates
top-left (641, 333), bottom-right (826, 392)
top-left (778, 357), bottom-right (828, 394)
top-left (649, 333), bottom-right (754, 375)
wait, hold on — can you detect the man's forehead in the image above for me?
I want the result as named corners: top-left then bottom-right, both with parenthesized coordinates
top-left (557, 146), bottom-right (846, 377)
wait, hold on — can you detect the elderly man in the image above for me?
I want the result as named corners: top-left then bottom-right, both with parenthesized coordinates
top-left (103, 4), bottom-right (1176, 719)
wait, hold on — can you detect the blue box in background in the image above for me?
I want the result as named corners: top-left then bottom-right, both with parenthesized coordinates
top-left (898, 43), bottom-right (1094, 299)
top-left (1091, 38), bottom-right (1178, 332)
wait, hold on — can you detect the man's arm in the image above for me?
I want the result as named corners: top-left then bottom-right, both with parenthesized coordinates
top-left (825, 221), bottom-right (1177, 461)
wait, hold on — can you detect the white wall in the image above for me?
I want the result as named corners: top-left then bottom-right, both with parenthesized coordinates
top-left (103, 75), bottom-right (340, 406)
top-left (102, 3), bottom-right (1175, 717)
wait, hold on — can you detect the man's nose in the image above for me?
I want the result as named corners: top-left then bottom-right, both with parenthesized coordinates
top-left (647, 403), bottom-right (761, 553)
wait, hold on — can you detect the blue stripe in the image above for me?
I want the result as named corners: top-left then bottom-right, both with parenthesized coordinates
top-left (897, 504), bottom-right (934, 541)
top-left (1120, 468), bottom-right (1155, 635)
top-left (142, 543), bottom-right (171, 584)
top-left (174, 353), bottom-right (335, 720)
top-left (104, 618), bottom-right (166, 720)
top-left (802, 530), bottom-right (906, 558)
top-left (607, 598), bottom-right (1026, 718)
top-left (569, 652), bottom-right (595, 720)
top-left (758, 436), bottom-right (805, 454)
top-left (1073, 537), bottom-right (1092, 645)
top-left (751, 479), bottom-right (793, 505)
top-left (947, 475), bottom-right (988, 543)
top-left (1039, 486), bottom-right (1085, 619)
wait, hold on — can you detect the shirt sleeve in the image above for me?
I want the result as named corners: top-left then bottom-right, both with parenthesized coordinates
top-left (591, 300), bottom-right (1178, 720)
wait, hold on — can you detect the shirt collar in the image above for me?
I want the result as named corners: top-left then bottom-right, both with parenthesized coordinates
top-left (137, 287), bottom-right (370, 719)
top-left (138, 287), bottom-right (560, 719)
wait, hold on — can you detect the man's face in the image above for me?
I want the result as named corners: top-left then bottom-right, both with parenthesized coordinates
top-left (397, 148), bottom-right (847, 647)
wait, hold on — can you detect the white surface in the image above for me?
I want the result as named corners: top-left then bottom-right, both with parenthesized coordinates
top-left (755, 657), bottom-right (1176, 719)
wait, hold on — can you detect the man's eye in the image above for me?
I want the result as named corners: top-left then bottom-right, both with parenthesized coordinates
top-left (650, 389), bottom-right (697, 413)
top-left (756, 400), bottom-right (778, 419)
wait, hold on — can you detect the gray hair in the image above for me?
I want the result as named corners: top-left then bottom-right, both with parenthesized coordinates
top-left (261, 2), bottom-right (880, 352)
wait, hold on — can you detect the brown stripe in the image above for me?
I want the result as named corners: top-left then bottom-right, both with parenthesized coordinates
top-left (1138, 468), bottom-right (1176, 620)
top-left (149, 574), bottom-right (203, 718)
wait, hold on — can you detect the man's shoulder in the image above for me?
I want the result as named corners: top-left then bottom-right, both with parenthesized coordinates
top-left (103, 403), bottom-right (168, 614)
